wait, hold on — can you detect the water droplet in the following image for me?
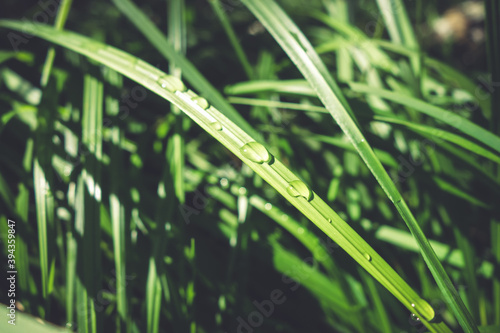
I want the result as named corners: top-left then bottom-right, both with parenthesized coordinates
top-left (238, 187), bottom-right (247, 195)
top-left (281, 214), bottom-right (289, 221)
top-left (192, 96), bottom-right (210, 110)
top-left (210, 121), bottom-right (223, 131)
top-left (411, 313), bottom-right (420, 321)
top-left (240, 142), bottom-right (273, 164)
top-left (297, 227), bottom-right (304, 234)
top-left (327, 218), bottom-right (333, 224)
top-left (363, 253), bottom-right (372, 261)
top-left (264, 203), bottom-right (272, 210)
top-left (286, 180), bottom-right (313, 201)
top-left (220, 178), bottom-right (229, 188)
top-left (410, 299), bottom-right (435, 321)
top-left (157, 75), bottom-right (186, 92)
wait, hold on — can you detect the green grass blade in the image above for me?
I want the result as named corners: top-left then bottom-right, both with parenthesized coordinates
top-left (66, 218), bottom-right (77, 330)
top-left (226, 79), bottom-right (316, 96)
top-left (375, 0), bottom-right (420, 78)
top-left (168, 0), bottom-right (186, 204)
top-left (105, 68), bottom-right (129, 332)
top-left (375, 0), bottom-right (418, 49)
top-left (375, 115), bottom-right (500, 164)
top-left (33, 160), bottom-right (54, 300)
top-left (351, 83), bottom-right (500, 154)
top-left (237, 1), bottom-right (477, 331)
top-left (0, 20), bottom-right (456, 332)
top-left (40, 0), bottom-right (73, 86)
top-left (228, 96), bottom-right (329, 113)
top-left (146, 257), bottom-right (162, 333)
top-left (33, 81), bottom-right (58, 300)
top-left (75, 73), bottom-right (104, 333)
top-left (359, 268), bottom-right (392, 333)
top-left (209, 0), bottom-right (254, 79)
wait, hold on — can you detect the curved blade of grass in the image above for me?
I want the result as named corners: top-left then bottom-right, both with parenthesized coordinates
top-left (227, 94), bottom-right (500, 174)
top-left (312, 12), bottom-right (398, 75)
top-left (0, 20), bottom-right (453, 332)
top-left (432, 177), bottom-right (490, 209)
top-left (237, 1), bottom-right (477, 331)
top-left (370, 39), bottom-right (492, 118)
top-left (351, 82), bottom-right (500, 154)
top-left (375, 225), bottom-right (493, 277)
top-left (375, 116), bottom-right (500, 164)
top-left (111, 0), bottom-right (261, 141)
top-left (432, 139), bottom-right (500, 188)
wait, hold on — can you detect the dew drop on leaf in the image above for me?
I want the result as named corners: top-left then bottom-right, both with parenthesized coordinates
top-left (157, 75), bottom-right (186, 92)
top-left (286, 180), bottom-right (313, 201)
top-left (192, 96), bottom-right (210, 110)
top-left (210, 121), bottom-right (223, 131)
top-left (240, 142), bottom-right (273, 164)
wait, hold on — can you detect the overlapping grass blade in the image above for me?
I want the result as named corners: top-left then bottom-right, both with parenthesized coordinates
top-left (237, 1), bottom-right (477, 331)
top-left (350, 82), bottom-right (500, 154)
top-left (375, 115), bottom-right (500, 164)
top-left (0, 20), bottom-right (454, 332)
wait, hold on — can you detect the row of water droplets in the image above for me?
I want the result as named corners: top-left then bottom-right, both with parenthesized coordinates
top-left (152, 66), bottom-right (434, 323)
top-left (152, 71), bottom-right (256, 146)
top-left (234, 139), bottom-right (434, 321)
top-left (95, 46), bottom-right (226, 135)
